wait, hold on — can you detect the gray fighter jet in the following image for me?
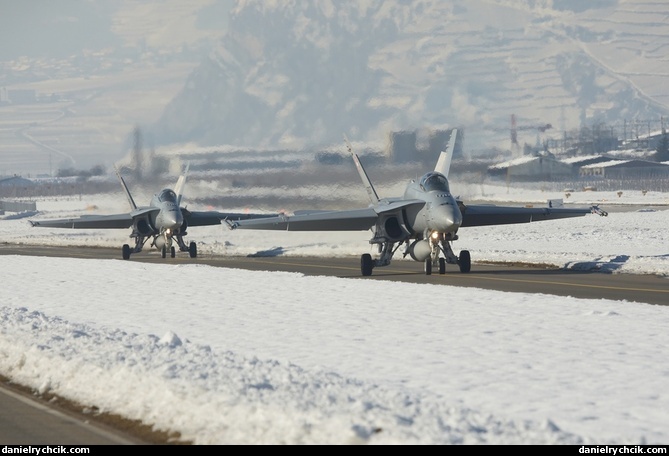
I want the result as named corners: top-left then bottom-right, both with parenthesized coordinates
top-left (30, 164), bottom-right (275, 260)
top-left (227, 130), bottom-right (608, 276)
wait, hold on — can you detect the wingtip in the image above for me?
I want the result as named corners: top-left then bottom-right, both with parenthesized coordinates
top-left (224, 219), bottom-right (239, 230)
top-left (591, 206), bottom-right (609, 217)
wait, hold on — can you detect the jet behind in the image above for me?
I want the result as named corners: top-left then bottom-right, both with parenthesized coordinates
top-left (30, 164), bottom-right (276, 260)
top-left (227, 130), bottom-right (608, 276)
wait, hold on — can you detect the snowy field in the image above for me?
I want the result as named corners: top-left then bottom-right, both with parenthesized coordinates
top-left (0, 185), bottom-right (668, 444)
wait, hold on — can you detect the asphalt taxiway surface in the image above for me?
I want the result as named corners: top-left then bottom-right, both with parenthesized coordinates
top-left (0, 382), bottom-right (144, 445)
top-left (1, 243), bottom-right (667, 306)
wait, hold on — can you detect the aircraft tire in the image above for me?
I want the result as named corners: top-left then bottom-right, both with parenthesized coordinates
top-left (170, 246), bottom-right (176, 258)
top-left (122, 244), bottom-right (131, 260)
top-left (161, 246), bottom-right (167, 259)
top-left (424, 259), bottom-right (432, 275)
top-left (361, 253), bottom-right (373, 276)
top-left (458, 250), bottom-right (471, 273)
top-left (439, 258), bottom-right (446, 274)
top-left (189, 241), bottom-right (197, 258)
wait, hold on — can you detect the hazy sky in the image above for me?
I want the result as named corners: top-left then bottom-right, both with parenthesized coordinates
top-left (0, 1), bottom-right (118, 59)
top-left (0, 0), bottom-right (235, 60)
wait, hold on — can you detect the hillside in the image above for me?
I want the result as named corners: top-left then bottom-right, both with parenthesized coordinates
top-left (153, 0), bottom-right (669, 153)
top-left (1, 0), bottom-right (669, 176)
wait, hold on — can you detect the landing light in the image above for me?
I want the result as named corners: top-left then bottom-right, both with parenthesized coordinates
top-left (431, 231), bottom-right (441, 241)
top-left (165, 228), bottom-right (172, 237)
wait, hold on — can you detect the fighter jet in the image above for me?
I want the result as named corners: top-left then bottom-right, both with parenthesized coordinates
top-left (227, 130), bottom-right (608, 276)
top-left (30, 164), bottom-right (275, 260)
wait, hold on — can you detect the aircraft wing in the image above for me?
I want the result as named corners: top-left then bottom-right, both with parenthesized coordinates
top-left (228, 200), bottom-right (426, 231)
top-left (459, 203), bottom-right (597, 227)
top-left (29, 212), bottom-right (135, 229)
top-left (184, 210), bottom-right (278, 227)
top-left (30, 207), bottom-right (158, 229)
top-left (30, 208), bottom-right (278, 229)
top-left (229, 206), bottom-right (381, 231)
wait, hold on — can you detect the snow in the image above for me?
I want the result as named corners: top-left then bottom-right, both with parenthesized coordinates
top-left (1, 186), bottom-right (668, 445)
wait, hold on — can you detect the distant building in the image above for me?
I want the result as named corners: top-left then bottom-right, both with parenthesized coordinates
top-left (561, 154), bottom-right (617, 168)
top-left (579, 159), bottom-right (669, 179)
top-left (488, 153), bottom-right (575, 180)
top-left (0, 175), bottom-right (35, 187)
top-left (0, 176), bottom-right (38, 205)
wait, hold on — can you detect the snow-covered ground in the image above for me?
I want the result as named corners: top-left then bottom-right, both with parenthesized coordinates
top-left (0, 185), bottom-right (667, 444)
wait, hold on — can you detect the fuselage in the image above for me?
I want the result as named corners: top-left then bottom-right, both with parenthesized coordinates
top-left (403, 172), bottom-right (462, 235)
top-left (151, 188), bottom-right (184, 235)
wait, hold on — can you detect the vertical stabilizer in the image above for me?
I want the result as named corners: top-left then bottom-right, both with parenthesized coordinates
top-left (434, 128), bottom-right (458, 177)
top-left (174, 162), bottom-right (190, 207)
top-left (345, 135), bottom-right (380, 205)
top-left (114, 165), bottom-right (138, 211)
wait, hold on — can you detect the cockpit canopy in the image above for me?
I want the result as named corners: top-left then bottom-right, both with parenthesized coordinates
top-left (158, 189), bottom-right (178, 203)
top-left (420, 172), bottom-right (451, 193)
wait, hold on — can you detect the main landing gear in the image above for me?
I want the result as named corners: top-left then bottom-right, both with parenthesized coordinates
top-left (361, 253), bottom-right (374, 276)
top-left (359, 239), bottom-right (471, 276)
top-left (423, 237), bottom-right (470, 276)
top-left (423, 250), bottom-right (470, 275)
top-left (176, 232), bottom-right (198, 259)
top-left (121, 235), bottom-right (198, 260)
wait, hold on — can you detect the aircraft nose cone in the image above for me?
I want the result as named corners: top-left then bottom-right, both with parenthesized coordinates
top-left (166, 216), bottom-right (181, 228)
top-left (435, 204), bottom-right (462, 232)
top-left (161, 209), bottom-right (183, 230)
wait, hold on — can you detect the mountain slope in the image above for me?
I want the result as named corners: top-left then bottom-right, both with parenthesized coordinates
top-left (152, 0), bottom-right (669, 152)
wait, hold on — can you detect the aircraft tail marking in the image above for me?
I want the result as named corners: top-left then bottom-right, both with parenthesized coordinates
top-left (434, 128), bottom-right (458, 177)
top-left (345, 134), bottom-right (380, 205)
top-left (114, 165), bottom-right (138, 211)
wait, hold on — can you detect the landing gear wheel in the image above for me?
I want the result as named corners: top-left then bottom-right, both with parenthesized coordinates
top-left (361, 253), bottom-right (373, 276)
top-left (439, 258), bottom-right (446, 275)
top-left (458, 250), bottom-right (471, 273)
top-left (189, 241), bottom-right (197, 258)
top-left (161, 246), bottom-right (167, 259)
top-left (170, 246), bottom-right (176, 258)
top-left (424, 259), bottom-right (432, 275)
top-left (122, 244), bottom-right (131, 260)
